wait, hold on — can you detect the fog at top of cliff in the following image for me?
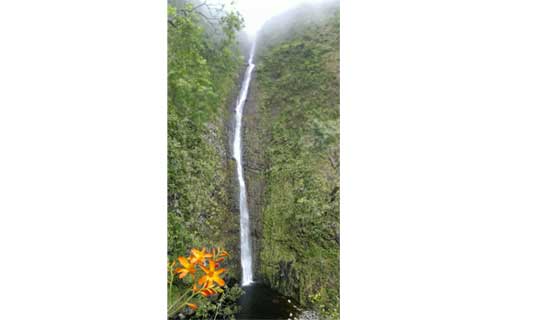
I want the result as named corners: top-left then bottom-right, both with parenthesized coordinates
top-left (169, 0), bottom-right (338, 36)
top-left (235, 0), bottom-right (336, 34)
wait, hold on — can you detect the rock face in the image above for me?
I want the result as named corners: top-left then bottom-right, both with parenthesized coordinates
top-left (241, 69), bottom-right (267, 280)
top-left (225, 72), bottom-right (245, 281)
top-left (241, 2), bottom-right (341, 319)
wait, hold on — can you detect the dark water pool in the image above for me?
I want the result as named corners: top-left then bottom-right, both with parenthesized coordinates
top-left (236, 283), bottom-right (300, 320)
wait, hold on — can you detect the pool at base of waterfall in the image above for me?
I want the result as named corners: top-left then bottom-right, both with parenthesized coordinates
top-left (236, 283), bottom-right (302, 320)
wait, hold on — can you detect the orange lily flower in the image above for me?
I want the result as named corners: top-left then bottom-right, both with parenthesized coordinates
top-left (200, 287), bottom-right (217, 297)
top-left (190, 248), bottom-right (212, 265)
top-left (174, 256), bottom-right (195, 279)
top-left (186, 303), bottom-right (198, 310)
top-left (198, 259), bottom-right (226, 287)
top-left (199, 282), bottom-right (217, 297)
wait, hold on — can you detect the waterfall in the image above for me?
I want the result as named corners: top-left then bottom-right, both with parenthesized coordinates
top-left (233, 41), bottom-right (256, 286)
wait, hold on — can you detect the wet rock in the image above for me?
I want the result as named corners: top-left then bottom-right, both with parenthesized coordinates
top-left (298, 310), bottom-right (319, 320)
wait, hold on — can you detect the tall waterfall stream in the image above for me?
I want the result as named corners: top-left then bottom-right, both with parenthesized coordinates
top-left (232, 41), bottom-right (304, 320)
top-left (233, 41), bottom-right (256, 286)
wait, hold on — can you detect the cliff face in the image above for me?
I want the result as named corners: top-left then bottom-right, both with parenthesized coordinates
top-left (242, 70), bottom-right (266, 281)
top-left (167, 2), bottom-right (245, 282)
top-left (243, 2), bottom-right (340, 318)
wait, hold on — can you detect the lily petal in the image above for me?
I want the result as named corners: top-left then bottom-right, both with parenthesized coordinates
top-left (215, 268), bottom-right (226, 275)
top-left (214, 277), bottom-right (225, 287)
top-left (198, 275), bottom-right (208, 286)
top-left (178, 256), bottom-right (190, 268)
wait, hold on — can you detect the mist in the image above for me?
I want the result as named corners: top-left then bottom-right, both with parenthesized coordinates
top-left (239, 0), bottom-right (335, 34)
top-left (168, 0), bottom-right (338, 36)
top-left (183, 0), bottom-right (332, 35)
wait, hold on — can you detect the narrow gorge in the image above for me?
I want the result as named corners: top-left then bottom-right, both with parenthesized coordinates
top-left (168, 1), bottom-right (339, 319)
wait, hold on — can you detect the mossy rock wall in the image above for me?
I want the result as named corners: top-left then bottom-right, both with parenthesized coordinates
top-left (243, 1), bottom-right (340, 318)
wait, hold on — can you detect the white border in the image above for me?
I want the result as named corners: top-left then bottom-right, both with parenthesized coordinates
top-left (1, 0), bottom-right (540, 319)
top-left (0, 0), bottom-right (167, 319)
top-left (344, 0), bottom-right (540, 319)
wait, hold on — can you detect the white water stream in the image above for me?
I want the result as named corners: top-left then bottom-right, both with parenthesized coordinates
top-left (234, 41), bottom-right (256, 286)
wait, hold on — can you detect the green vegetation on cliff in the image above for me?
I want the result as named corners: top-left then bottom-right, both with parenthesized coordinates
top-left (167, 1), bottom-right (340, 318)
top-left (167, 1), bottom-right (244, 318)
top-left (254, 2), bottom-right (340, 318)
top-left (167, 0), bottom-right (242, 267)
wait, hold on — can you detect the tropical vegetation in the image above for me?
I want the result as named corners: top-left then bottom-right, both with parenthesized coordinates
top-left (253, 2), bottom-right (340, 318)
top-left (167, 1), bottom-right (245, 319)
top-left (167, 0), bottom-right (340, 319)
top-left (168, 247), bottom-right (242, 319)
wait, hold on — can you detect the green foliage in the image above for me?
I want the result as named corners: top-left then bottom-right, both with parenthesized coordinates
top-left (168, 0), bottom-right (340, 318)
top-left (167, 0), bottom-right (242, 259)
top-left (193, 285), bottom-right (244, 320)
top-left (255, 4), bottom-right (340, 319)
top-left (168, 282), bottom-right (243, 320)
top-left (167, 2), bottom-right (244, 319)
top-left (167, 248), bottom-right (242, 319)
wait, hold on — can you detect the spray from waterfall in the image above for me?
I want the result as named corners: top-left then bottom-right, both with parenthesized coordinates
top-left (233, 41), bottom-right (256, 286)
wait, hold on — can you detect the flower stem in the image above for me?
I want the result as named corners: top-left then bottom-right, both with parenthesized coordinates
top-left (213, 294), bottom-right (224, 320)
top-left (168, 267), bottom-right (173, 303)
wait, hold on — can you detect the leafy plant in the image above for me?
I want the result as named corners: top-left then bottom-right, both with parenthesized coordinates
top-left (168, 247), bottom-right (242, 319)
